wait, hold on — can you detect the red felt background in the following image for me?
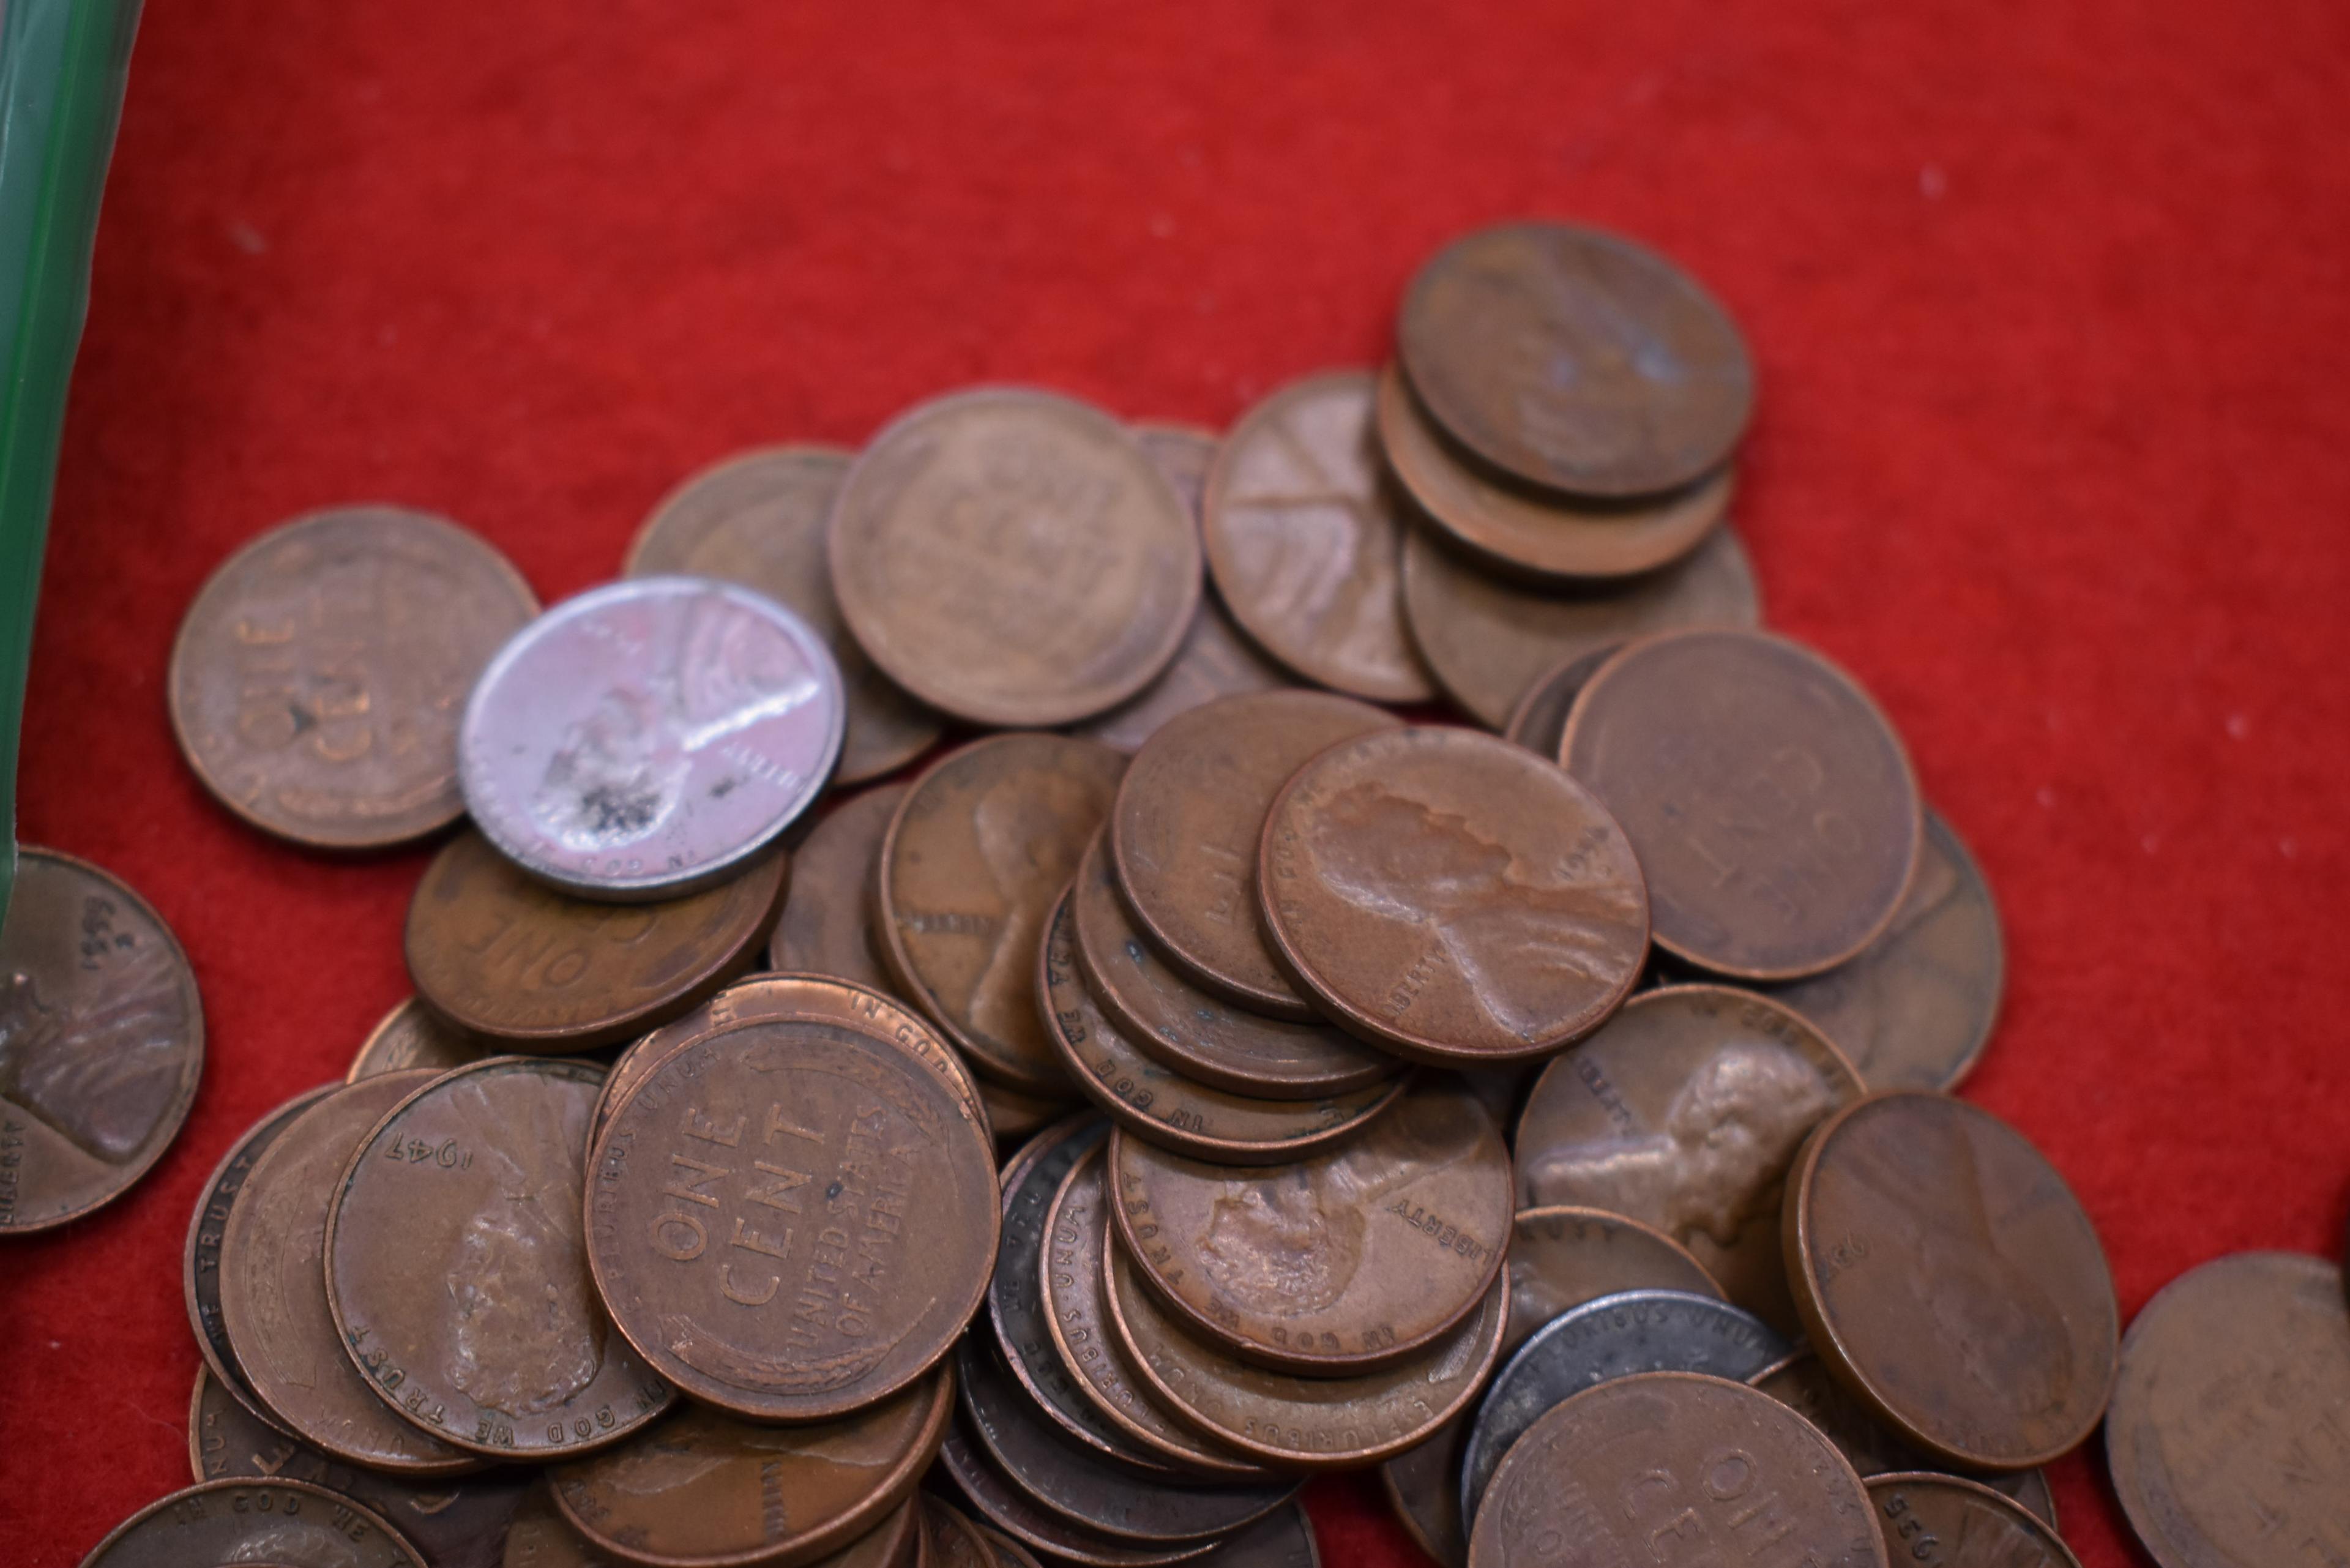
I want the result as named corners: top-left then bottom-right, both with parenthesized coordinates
top-left (6, 1), bottom-right (2349, 1563)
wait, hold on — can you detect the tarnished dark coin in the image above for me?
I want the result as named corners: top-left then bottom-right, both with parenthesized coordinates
top-left (346, 996), bottom-right (487, 1083)
top-left (1260, 726), bottom-right (1648, 1062)
top-left (1107, 1082), bottom-right (1511, 1374)
top-left (326, 1057), bottom-right (673, 1458)
top-left (1071, 832), bottom-right (1392, 1100)
top-left (78, 1478), bottom-right (428, 1568)
top-left (2106, 1252), bottom-right (2350, 1568)
top-left (936, 1428), bottom-right (1218, 1568)
top-left (1866, 1474), bottom-right (2080, 1568)
top-left (1499, 648), bottom-right (1617, 759)
top-left (1397, 222), bottom-right (1754, 498)
top-left (168, 506), bottom-right (538, 849)
top-left (1192, 1504), bottom-right (1316, 1568)
top-left (1516, 984), bottom-right (1863, 1332)
top-left (830, 389), bottom-right (1202, 728)
top-left (0, 848), bottom-right (203, 1234)
top-left (1072, 599), bottom-right (1292, 755)
top-left (625, 447), bottom-right (942, 783)
top-left (1399, 520), bottom-right (1758, 731)
top-left (766, 784), bottom-right (908, 984)
top-left (1040, 893), bottom-right (1408, 1164)
top-left (1201, 370), bottom-right (1436, 703)
top-left (191, 1367), bottom-right (531, 1568)
top-left (878, 733), bottom-right (1127, 1091)
top-left (505, 1482), bottom-right (624, 1568)
top-left (1561, 628), bottom-right (1922, 980)
top-left (1105, 1235), bottom-right (1507, 1471)
top-left (977, 1524), bottom-right (1043, 1568)
top-left (585, 1013), bottom-right (997, 1422)
top-left (460, 577), bottom-right (843, 901)
top-left (1457, 1288), bottom-right (1788, 1526)
top-left (218, 1070), bottom-right (477, 1474)
top-left (550, 1372), bottom-right (951, 1568)
top-left (1375, 365), bottom-right (1732, 581)
top-left (405, 831), bottom-right (784, 1050)
top-left (1465, 1373), bottom-right (1882, 1568)
top-left (925, 1498), bottom-right (1001, 1568)
top-left (1787, 1091), bottom-right (2118, 1471)
top-left (1766, 810), bottom-right (2004, 1091)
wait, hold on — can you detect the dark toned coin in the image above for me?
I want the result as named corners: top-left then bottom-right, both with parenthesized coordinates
top-left (505, 1482), bottom-right (623, 1568)
top-left (976, 1525), bottom-right (1043, 1568)
top-left (326, 1057), bottom-right (673, 1458)
top-left (78, 1479), bottom-right (428, 1568)
top-left (830, 389), bottom-right (1202, 728)
top-left (1397, 222), bottom-right (1754, 499)
top-left (1786, 1091), bottom-right (2118, 1471)
top-left (625, 446), bottom-right (942, 783)
top-left (346, 996), bottom-right (487, 1083)
top-left (1110, 690), bottom-right (1397, 1020)
top-left (936, 1427), bottom-right (1219, 1568)
top-left (878, 733), bottom-right (1127, 1092)
top-left (551, 1372), bottom-right (950, 1568)
top-left (1201, 370), bottom-right (1436, 703)
top-left (1399, 520), bottom-right (1758, 731)
top-left (766, 784), bottom-right (908, 984)
top-left (925, 1498), bottom-right (1002, 1568)
top-left (979, 1079), bottom-right (1075, 1144)
top-left (1561, 628), bottom-right (1922, 981)
top-left (0, 848), bottom-right (203, 1234)
top-left (1516, 984), bottom-right (1863, 1332)
top-left (1072, 599), bottom-right (1293, 756)
top-left (218, 1069), bottom-right (477, 1474)
top-left (2105, 1251), bottom-right (2349, 1567)
top-left (1464, 1373), bottom-right (1881, 1568)
top-left (1188, 1503), bottom-right (1316, 1568)
top-left (585, 1014), bottom-right (997, 1422)
top-left (1499, 648), bottom-right (1616, 759)
top-left (1866, 1474), bottom-right (2080, 1568)
top-left (1260, 726), bottom-right (1647, 1063)
top-left (1457, 1288), bottom-right (1789, 1526)
top-left (1375, 365), bottom-right (1731, 581)
top-left (1766, 810), bottom-right (2004, 1091)
top-left (1108, 1083), bottom-right (1510, 1374)
top-left (1040, 894), bottom-right (1408, 1164)
top-left (1070, 832), bottom-right (1392, 1100)
top-left (168, 506), bottom-right (537, 849)
top-left (405, 831), bottom-right (784, 1050)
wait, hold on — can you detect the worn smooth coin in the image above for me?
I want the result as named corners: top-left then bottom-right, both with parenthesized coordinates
top-left (830, 388), bottom-right (1202, 727)
top-left (925, 1499), bottom-right (1001, 1568)
top-left (77, 1478), bottom-right (428, 1568)
top-left (1499, 648), bottom-right (1617, 759)
top-left (405, 831), bottom-right (783, 1050)
top-left (1261, 726), bottom-right (1648, 1062)
top-left (1866, 1474), bottom-right (2080, 1568)
top-left (936, 1428), bottom-right (1218, 1568)
top-left (1188, 1503), bottom-right (1316, 1568)
top-left (168, 506), bottom-right (537, 849)
top-left (346, 996), bottom-right (487, 1083)
top-left (625, 447), bottom-right (941, 783)
top-left (460, 577), bottom-right (843, 900)
top-left (878, 733), bottom-right (1127, 1091)
top-left (1202, 370), bottom-right (1436, 703)
top-left (1788, 1091), bottom-right (2118, 1471)
top-left (1073, 597), bottom-right (1293, 756)
top-left (766, 784), bottom-right (907, 985)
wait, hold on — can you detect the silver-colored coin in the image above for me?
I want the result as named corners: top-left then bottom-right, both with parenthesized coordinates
top-left (458, 576), bottom-right (844, 900)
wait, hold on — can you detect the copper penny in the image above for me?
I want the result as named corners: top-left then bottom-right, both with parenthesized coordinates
top-left (1259, 726), bottom-right (1649, 1063)
top-left (830, 388), bottom-right (1201, 727)
top-left (625, 446), bottom-right (942, 784)
top-left (976, 1525), bottom-right (1043, 1568)
top-left (1184, 1503), bottom-right (1317, 1568)
top-left (585, 1013), bottom-right (997, 1422)
top-left (1765, 810), bottom-right (2004, 1092)
top-left (1105, 1231), bottom-right (1507, 1470)
top-left (925, 1499), bottom-right (1002, 1568)
top-left (936, 1427), bottom-right (1218, 1568)
top-left (1499, 647), bottom-right (1617, 759)
top-left (78, 1479), bottom-right (428, 1568)
top-left (878, 733), bottom-right (1127, 1092)
top-left (1040, 892), bottom-right (1408, 1165)
top-left (168, 506), bottom-right (537, 849)
top-left (1132, 424), bottom-right (1220, 518)
top-left (346, 995), bottom-right (487, 1083)
top-left (1397, 222), bottom-right (1754, 499)
top-left (1072, 598), bottom-right (1293, 756)
top-left (0, 848), bottom-right (203, 1234)
top-left (218, 1069), bottom-right (478, 1474)
top-left (766, 785), bottom-right (908, 984)
top-left (405, 831), bottom-right (783, 1050)
top-left (2105, 1251), bottom-right (2350, 1568)
top-left (550, 1371), bottom-right (950, 1568)
top-left (191, 1367), bottom-right (531, 1568)
top-left (1110, 690), bottom-right (1397, 1020)
top-left (1463, 1372), bottom-right (1882, 1568)
top-left (1865, 1474), bottom-right (2080, 1568)
top-left (1375, 365), bottom-right (1731, 582)
top-left (1515, 984), bottom-right (1863, 1333)
top-left (505, 1482), bottom-right (625, 1568)
top-left (1786, 1091), bottom-right (2118, 1471)
top-left (1043, 1149), bottom-right (1275, 1480)
top-left (1201, 371), bottom-right (1436, 703)
top-left (1070, 833), bottom-right (1392, 1101)
top-left (1562, 629), bottom-right (1922, 981)
top-left (326, 1057), bottom-right (673, 1459)
top-left (978, 1079), bottom-right (1075, 1144)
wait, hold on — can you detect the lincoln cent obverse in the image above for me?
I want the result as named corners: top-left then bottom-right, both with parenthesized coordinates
top-left (1865, 1474), bottom-right (2080, 1568)
top-left (77, 1479), bottom-right (428, 1568)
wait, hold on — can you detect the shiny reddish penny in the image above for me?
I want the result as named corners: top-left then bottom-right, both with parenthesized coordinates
top-left (765, 783), bottom-right (908, 987)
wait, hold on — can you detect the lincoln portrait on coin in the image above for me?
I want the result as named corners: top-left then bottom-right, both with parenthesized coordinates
top-left (0, 943), bottom-right (188, 1166)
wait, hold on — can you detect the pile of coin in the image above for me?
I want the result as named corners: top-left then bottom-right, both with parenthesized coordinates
top-left (16, 217), bottom-right (2344, 1568)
